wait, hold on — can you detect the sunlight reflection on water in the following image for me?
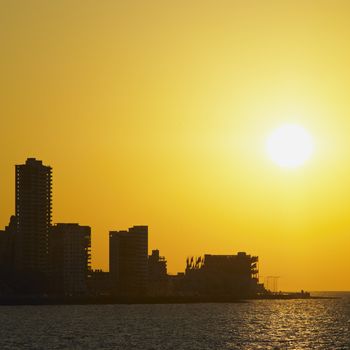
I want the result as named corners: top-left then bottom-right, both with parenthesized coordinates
top-left (0, 292), bottom-right (349, 349)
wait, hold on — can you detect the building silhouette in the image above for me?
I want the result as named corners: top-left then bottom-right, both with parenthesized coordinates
top-left (87, 269), bottom-right (111, 296)
top-left (184, 252), bottom-right (262, 297)
top-left (14, 158), bottom-right (52, 292)
top-left (148, 249), bottom-right (168, 296)
top-left (0, 216), bottom-right (16, 277)
top-left (109, 226), bottom-right (148, 296)
top-left (0, 158), bottom-right (273, 300)
top-left (148, 249), bottom-right (167, 280)
top-left (49, 223), bottom-right (91, 296)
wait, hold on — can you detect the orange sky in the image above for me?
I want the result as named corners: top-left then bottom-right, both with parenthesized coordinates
top-left (2, 0), bottom-right (350, 291)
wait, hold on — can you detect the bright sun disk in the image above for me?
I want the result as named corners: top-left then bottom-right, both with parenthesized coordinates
top-left (266, 124), bottom-right (314, 168)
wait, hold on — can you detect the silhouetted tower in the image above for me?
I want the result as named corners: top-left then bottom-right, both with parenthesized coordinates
top-left (109, 226), bottom-right (148, 296)
top-left (14, 158), bottom-right (52, 277)
top-left (49, 223), bottom-right (91, 295)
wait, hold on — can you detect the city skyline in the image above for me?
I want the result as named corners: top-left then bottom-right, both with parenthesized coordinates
top-left (0, 155), bottom-right (348, 292)
top-left (0, 156), bottom-right (264, 299)
top-left (1, 157), bottom-right (261, 279)
top-left (2, 2), bottom-right (350, 349)
top-left (2, 1), bottom-right (350, 292)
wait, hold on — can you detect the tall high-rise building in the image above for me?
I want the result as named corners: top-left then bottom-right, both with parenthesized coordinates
top-left (14, 158), bottom-right (52, 277)
top-left (109, 226), bottom-right (148, 296)
top-left (49, 223), bottom-right (91, 295)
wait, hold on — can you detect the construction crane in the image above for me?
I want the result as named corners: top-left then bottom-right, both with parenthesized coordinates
top-left (264, 276), bottom-right (281, 293)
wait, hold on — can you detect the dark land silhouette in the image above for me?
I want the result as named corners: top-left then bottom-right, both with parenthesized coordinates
top-left (0, 158), bottom-right (312, 304)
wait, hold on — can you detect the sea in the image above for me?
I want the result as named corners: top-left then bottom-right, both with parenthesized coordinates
top-left (0, 292), bottom-right (349, 350)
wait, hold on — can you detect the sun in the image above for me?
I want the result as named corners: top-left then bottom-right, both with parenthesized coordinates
top-left (266, 124), bottom-right (314, 168)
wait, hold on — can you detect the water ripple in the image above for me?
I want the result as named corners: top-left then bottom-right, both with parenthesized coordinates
top-left (0, 292), bottom-right (349, 349)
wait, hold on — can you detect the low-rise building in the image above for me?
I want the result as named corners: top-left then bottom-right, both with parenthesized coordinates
top-left (148, 249), bottom-right (168, 296)
top-left (0, 216), bottom-right (16, 272)
top-left (184, 252), bottom-right (261, 297)
top-left (87, 269), bottom-right (111, 296)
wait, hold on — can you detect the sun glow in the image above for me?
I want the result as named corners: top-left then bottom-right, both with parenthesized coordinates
top-left (266, 124), bottom-right (314, 168)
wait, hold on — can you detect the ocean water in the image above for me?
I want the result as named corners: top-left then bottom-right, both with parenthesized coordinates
top-left (0, 292), bottom-right (349, 350)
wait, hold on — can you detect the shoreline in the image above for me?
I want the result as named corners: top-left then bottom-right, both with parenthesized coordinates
top-left (0, 294), bottom-right (339, 305)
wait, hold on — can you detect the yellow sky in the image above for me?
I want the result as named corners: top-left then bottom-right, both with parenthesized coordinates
top-left (1, 0), bottom-right (350, 290)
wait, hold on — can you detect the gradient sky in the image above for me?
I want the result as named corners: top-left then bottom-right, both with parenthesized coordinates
top-left (2, 0), bottom-right (350, 291)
